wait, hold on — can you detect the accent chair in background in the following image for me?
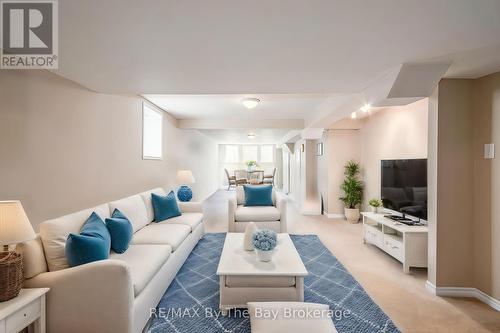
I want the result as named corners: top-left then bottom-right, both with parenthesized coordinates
top-left (263, 167), bottom-right (276, 186)
top-left (225, 169), bottom-right (246, 190)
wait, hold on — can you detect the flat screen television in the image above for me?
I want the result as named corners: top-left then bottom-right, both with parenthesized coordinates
top-left (381, 159), bottom-right (427, 220)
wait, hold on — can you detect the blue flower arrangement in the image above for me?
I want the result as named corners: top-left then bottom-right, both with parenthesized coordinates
top-left (252, 229), bottom-right (277, 251)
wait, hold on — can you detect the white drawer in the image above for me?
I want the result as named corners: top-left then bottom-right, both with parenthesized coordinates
top-left (364, 225), bottom-right (383, 247)
top-left (0, 318), bottom-right (6, 333)
top-left (383, 236), bottom-right (404, 262)
top-left (5, 298), bottom-right (40, 333)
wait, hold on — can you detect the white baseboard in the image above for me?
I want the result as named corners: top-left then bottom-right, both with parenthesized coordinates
top-left (426, 280), bottom-right (500, 311)
top-left (323, 213), bottom-right (345, 219)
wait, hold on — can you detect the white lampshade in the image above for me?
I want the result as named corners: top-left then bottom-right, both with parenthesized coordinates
top-left (176, 170), bottom-right (195, 185)
top-left (0, 201), bottom-right (36, 246)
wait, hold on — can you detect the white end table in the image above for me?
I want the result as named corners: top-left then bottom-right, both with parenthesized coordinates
top-left (217, 233), bottom-right (308, 315)
top-left (0, 288), bottom-right (49, 333)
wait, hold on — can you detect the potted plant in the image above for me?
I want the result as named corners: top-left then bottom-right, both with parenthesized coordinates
top-left (340, 161), bottom-right (364, 223)
top-left (368, 199), bottom-right (383, 213)
top-left (252, 229), bottom-right (277, 262)
top-left (245, 160), bottom-right (257, 172)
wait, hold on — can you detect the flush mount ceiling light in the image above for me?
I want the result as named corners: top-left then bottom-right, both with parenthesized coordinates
top-left (242, 98), bottom-right (260, 109)
top-left (360, 104), bottom-right (371, 113)
top-left (351, 111), bottom-right (357, 119)
top-left (247, 133), bottom-right (256, 139)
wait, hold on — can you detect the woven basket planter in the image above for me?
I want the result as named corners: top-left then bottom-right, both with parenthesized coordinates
top-left (0, 252), bottom-right (23, 301)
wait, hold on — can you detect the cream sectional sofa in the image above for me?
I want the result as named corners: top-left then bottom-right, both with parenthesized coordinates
top-left (18, 188), bottom-right (204, 333)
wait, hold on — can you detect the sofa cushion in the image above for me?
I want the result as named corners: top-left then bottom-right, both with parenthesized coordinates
top-left (156, 212), bottom-right (203, 231)
top-left (139, 188), bottom-right (167, 223)
top-left (109, 195), bottom-right (149, 233)
top-left (109, 244), bottom-right (171, 296)
top-left (105, 209), bottom-right (133, 254)
top-left (236, 186), bottom-right (276, 205)
top-left (40, 203), bottom-right (110, 271)
top-left (17, 235), bottom-right (48, 279)
top-left (244, 185), bottom-right (273, 206)
top-left (151, 191), bottom-right (182, 222)
top-left (65, 212), bottom-right (112, 267)
top-left (235, 206), bottom-right (281, 222)
top-left (131, 224), bottom-right (191, 251)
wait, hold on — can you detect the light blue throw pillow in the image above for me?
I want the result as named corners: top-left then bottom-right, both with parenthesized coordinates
top-left (152, 191), bottom-right (182, 222)
top-left (65, 212), bottom-right (111, 267)
top-left (105, 209), bottom-right (133, 254)
top-left (244, 185), bottom-right (273, 206)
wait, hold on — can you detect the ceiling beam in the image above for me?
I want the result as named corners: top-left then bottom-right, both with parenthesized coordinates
top-left (177, 118), bottom-right (304, 129)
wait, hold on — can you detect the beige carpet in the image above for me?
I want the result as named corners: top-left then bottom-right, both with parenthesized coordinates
top-left (203, 190), bottom-right (500, 333)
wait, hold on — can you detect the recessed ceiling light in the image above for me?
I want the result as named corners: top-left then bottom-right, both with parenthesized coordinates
top-left (351, 112), bottom-right (357, 119)
top-left (247, 133), bottom-right (256, 139)
top-left (360, 104), bottom-right (371, 113)
top-left (242, 98), bottom-right (260, 109)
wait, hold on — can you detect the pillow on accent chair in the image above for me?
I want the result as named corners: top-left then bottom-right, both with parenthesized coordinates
top-left (151, 191), bottom-right (182, 222)
top-left (105, 209), bottom-right (133, 254)
top-left (244, 185), bottom-right (273, 206)
top-left (65, 212), bottom-right (111, 267)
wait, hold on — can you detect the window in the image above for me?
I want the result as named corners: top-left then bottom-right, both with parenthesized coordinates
top-left (224, 145), bottom-right (239, 163)
top-left (143, 103), bottom-right (163, 159)
top-left (242, 145), bottom-right (258, 162)
top-left (260, 145), bottom-right (274, 163)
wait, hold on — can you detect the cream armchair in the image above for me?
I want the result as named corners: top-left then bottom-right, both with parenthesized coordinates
top-left (228, 186), bottom-right (287, 233)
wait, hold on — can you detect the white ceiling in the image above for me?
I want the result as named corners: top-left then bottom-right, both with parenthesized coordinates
top-left (199, 129), bottom-right (291, 144)
top-left (54, 1), bottom-right (500, 143)
top-left (56, 0), bottom-right (500, 95)
top-left (144, 94), bottom-right (331, 120)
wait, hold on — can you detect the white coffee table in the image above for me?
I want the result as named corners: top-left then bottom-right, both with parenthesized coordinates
top-left (217, 233), bottom-right (308, 315)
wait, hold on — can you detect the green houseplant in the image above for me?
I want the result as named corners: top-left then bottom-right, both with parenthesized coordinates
top-left (340, 160), bottom-right (364, 223)
top-left (245, 160), bottom-right (257, 172)
top-left (368, 198), bottom-right (383, 213)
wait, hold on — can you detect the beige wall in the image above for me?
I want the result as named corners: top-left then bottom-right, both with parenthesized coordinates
top-left (325, 130), bottom-right (361, 215)
top-left (427, 87), bottom-right (439, 286)
top-left (321, 100), bottom-right (428, 216)
top-left (0, 70), bottom-right (218, 230)
top-left (472, 75), bottom-right (494, 295)
top-left (360, 99), bottom-right (429, 210)
top-left (433, 72), bottom-right (500, 300)
top-left (482, 73), bottom-right (500, 299)
top-left (435, 79), bottom-right (475, 287)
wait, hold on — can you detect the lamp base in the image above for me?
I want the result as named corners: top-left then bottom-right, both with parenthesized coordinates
top-left (177, 185), bottom-right (193, 202)
top-left (0, 251), bottom-right (23, 302)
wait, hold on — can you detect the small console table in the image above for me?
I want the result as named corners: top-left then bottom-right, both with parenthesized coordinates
top-left (0, 288), bottom-right (49, 333)
top-left (361, 212), bottom-right (428, 273)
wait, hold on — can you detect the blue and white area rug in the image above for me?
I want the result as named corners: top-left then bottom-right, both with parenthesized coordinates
top-left (148, 233), bottom-right (400, 333)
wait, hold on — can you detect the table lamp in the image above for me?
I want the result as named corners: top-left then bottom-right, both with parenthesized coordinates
top-left (176, 170), bottom-right (195, 202)
top-left (0, 200), bottom-right (36, 301)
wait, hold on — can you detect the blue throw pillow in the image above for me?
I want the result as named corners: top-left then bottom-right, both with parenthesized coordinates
top-left (244, 185), bottom-right (273, 206)
top-left (152, 191), bottom-right (182, 222)
top-left (105, 209), bottom-right (133, 254)
top-left (65, 212), bottom-right (111, 267)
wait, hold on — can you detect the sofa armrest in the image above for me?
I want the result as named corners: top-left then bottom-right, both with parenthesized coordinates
top-left (24, 259), bottom-right (134, 333)
top-left (228, 195), bottom-right (237, 232)
top-left (178, 201), bottom-right (203, 213)
top-left (275, 192), bottom-right (288, 233)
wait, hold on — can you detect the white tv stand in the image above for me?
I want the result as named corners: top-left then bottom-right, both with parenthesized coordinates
top-left (361, 212), bottom-right (428, 273)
